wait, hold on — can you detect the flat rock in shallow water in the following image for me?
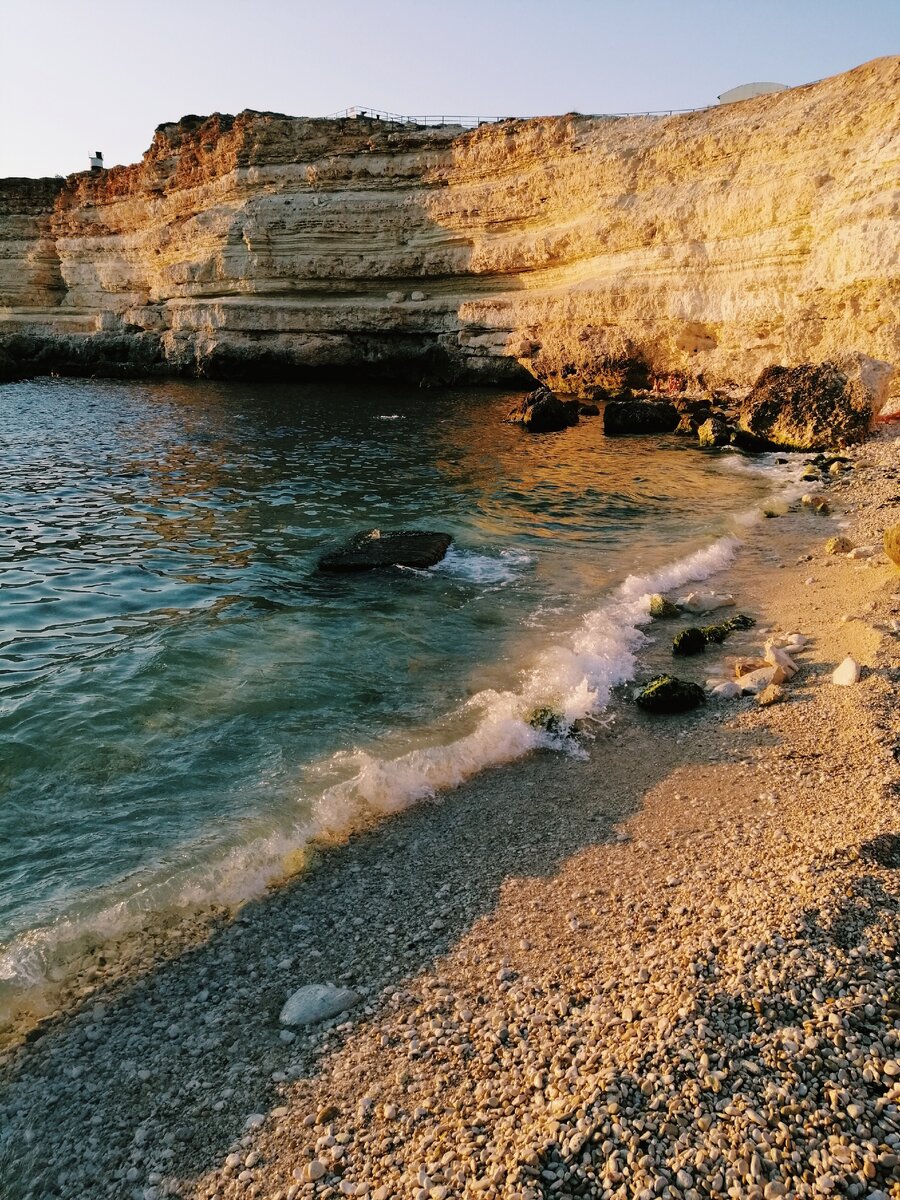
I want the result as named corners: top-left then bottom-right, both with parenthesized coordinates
top-left (318, 529), bottom-right (452, 572)
top-left (279, 984), bottom-right (362, 1026)
top-left (673, 627), bottom-right (707, 656)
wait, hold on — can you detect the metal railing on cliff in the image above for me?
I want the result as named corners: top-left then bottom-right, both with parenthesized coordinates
top-left (325, 104), bottom-right (714, 127)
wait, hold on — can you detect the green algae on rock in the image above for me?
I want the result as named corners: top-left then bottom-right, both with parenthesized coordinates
top-left (649, 594), bottom-right (681, 619)
top-left (672, 627), bottom-right (707, 656)
top-left (672, 613), bottom-right (756, 655)
top-left (635, 675), bottom-right (706, 714)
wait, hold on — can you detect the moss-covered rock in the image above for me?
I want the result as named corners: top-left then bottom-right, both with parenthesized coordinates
top-left (672, 613), bottom-right (755, 655)
top-left (527, 706), bottom-right (568, 737)
top-left (672, 627), bottom-right (707, 656)
top-left (649, 594), bottom-right (680, 619)
top-left (635, 675), bottom-right (706, 714)
top-left (699, 613), bottom-right (755, 643)
top-left (697, 417), bottom-right (732, 448)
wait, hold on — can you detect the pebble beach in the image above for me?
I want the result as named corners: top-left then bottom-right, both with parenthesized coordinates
top-left (1, 431), bottom-right (899, 1200)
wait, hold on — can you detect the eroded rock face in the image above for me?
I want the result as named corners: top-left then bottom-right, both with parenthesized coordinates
top-left (0, 58), bottom-right (897, 397)
top-left (737, 360), bottom-right (885, 449)
top-left (318, 530), bottom-right (452, 572)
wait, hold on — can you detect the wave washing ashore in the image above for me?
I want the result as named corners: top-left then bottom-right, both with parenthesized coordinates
top-left (0, 377), bottom-right (799, 1021)
top-left (0, 419), bottom-right (897, 1198)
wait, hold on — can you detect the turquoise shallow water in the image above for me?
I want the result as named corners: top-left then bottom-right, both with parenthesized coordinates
top-left (0, 377), bottom-right (786, 997)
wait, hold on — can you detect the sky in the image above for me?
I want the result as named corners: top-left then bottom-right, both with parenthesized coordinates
top-left (1, 0), bottom-right (897, 178)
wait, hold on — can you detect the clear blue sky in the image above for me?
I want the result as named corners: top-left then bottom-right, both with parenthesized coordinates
top-left (1, 0), bottom-right (897, 178)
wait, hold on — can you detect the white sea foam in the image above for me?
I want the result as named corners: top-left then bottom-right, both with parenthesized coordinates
top-left (432, 546), bottom-right (533, 585)
top-left (0, 534), bottom-right (740, 1007)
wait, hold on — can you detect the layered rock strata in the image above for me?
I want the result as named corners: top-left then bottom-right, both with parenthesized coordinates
top-left (1, 57), bottom-right (898, 393)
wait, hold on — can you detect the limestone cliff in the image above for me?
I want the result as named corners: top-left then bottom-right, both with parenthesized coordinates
top-left (1, 58), bottom-right (898, 394)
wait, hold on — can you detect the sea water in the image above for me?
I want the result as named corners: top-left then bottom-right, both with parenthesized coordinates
top-left (0, 376), bottom-right (793, 1006)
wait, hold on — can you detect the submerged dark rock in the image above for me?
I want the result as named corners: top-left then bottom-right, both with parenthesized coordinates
top-left (527, 706), bottom-right (568, 738)
top-left (603, 399), bottom-right (680, 436)
top-left (318, 529), bottom-right (452, 572)
top-left (635, 675), bottom-right (706, 714)
top-left (507, 387), bottom-right (579, 433)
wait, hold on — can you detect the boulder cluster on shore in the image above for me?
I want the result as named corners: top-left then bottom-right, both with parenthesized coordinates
top-left (507, 355), bottom-right (894, 455)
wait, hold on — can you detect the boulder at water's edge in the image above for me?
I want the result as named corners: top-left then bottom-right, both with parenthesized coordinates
top-left (737, 357), bottom-right (893, 450)
top-left (507, 388), bottom-right (580, 433)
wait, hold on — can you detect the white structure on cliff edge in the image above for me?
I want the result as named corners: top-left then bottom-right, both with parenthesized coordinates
top-left (89, 151), bottom-right (104, 171)
top-left (718, 82), bottom-right (788, 104)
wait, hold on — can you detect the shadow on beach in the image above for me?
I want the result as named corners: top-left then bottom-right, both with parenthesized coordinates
top-left (0, 695), bottom-right (781, 1198)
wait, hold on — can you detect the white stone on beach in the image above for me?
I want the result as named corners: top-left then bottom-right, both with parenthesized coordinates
top-left (739, 667), bottom-right (777, 695)
top-left (832, 655), bottom-right (861, 686)
top-left (677, 590), bottom-right (735, 614)
top-left (784, 632), bottom-right (808, 649)
top-left (710, 681), bottom-right (741, 700)
top-left (279, 984), bottom-right (362, 1026)
top-left (306, 1160), bottom-right (327, 1181)
top-left (764, 641), bottom-right (799, 677)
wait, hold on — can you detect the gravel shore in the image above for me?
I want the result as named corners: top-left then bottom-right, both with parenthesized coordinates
top-left (1, 432), bottom-right (898, 1200)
